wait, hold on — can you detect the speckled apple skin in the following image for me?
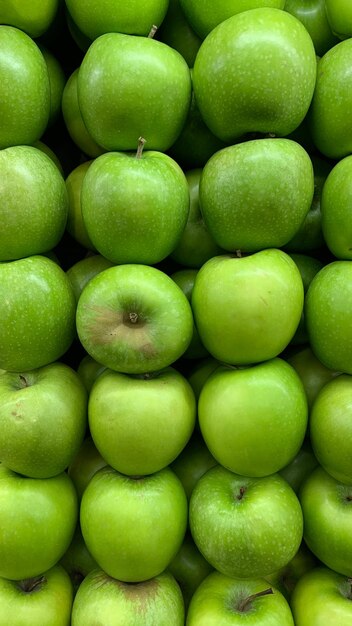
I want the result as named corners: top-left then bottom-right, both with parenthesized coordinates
top-left (321, 155), bottom-right (352, 259)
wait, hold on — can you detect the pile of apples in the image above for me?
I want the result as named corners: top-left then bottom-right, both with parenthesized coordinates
top-left (1, 0), bottom-right (352, 624)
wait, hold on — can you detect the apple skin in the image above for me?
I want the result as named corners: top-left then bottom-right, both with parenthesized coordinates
top-left (198, 358), bottom-right (308, 477)
top-left (321, 155), bottom-right (352, 259)
top-left (81, 149), bottom-right (190, 265)
top-left (289, 253), bottom-right (324, 346)
top-left (71, 569), bottom-right (184, 626)
top-left (265, 541), bottom-right (318, 601)
top-left (190, 466), bottom-right (303, 579)
top-left (305, 260), bottom-right (352, 374)
top-left (0, 255), bottom-right (76, 373)
top-left (171, 432), bottom-right (217, 500)
top-left (65, 0), bottom-right (169, 40)
top-left (0, 1), bottom-right (59, 38)
top-left (88, 366), bottom-right (196, 476)
top-left (309, 39), bottom-right (352, 159)
top-left (76, 355), bottom-right (106, 393)
top-left (199, 138), bottom-right (314, 253)
top-left (287, 346), bottom-right (339, 411)
top-left (0, 146), bottom-right (68, 261)
top-left (0, 564), bottom-right (73, 626)
top-left (191, 249), bottom-right (304, 366)
top-left (279, 440), bottom-right (318, 494)
top-left (66, 255), bottom-right (114, 303)
top-left (65, 161), bottom-right (96, 250)
top-left (186, 571), bottom-right (294, 626)
top-left (76, 263), bottom-right (193, 374)
top-left (192, 9), bottom-right (316, 143)
top-left (68, 437), bottom-right (107, 500)
top-left (284, 0), bottom-right (338, 56)
top-left (299, 466), bottom-right (352, 576)
top-left (157, 0), bottom-right (201, 67)
top-left (310, 375), bottom-right (352, 485)
top-left (0, 362), bottom-right (87, 478)
top-left (80, 466), bottom-right (188, 582)
top-left (0, 26), bottom-right (50, 149)
top-left (179, 0), bottom-right (285, 39)
top-left (78, 33), bottom-right (192, 152)
top-left (0, 465), bottom-right (78, 580)
top-left (39, 46), bottom-right (65, 127)
top-left (168, 532), bottom-right (213, 609)
top-left (325, 0), bottom-right (352, 40)
top-left (171, 269), bottom-right (209, 359)
top-left (291, 566), bottom-right (352, 625)
top-left (187, 357), bottom-right (219, 402)
top-left (60, 525), bottom-right (98, 592)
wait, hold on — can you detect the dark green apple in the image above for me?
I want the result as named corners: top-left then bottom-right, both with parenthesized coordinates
top-left (289, 254), bottom-right (323, 345)
top-left (187, 357), bottom-right (219, 401)
top-left (78, 33), bottom-right (191, 152)
top-left (168, 532), bottom-right (213, 609)
top-left (0, 0), bottom-right (59, 38)
top-left (60, 525), bottom-right (98, 592)
top-left (67, 255), bottom-right (114, 303)
top-left (68, 437), bottom-right (107, 501)
top-left (321, 155), bottom-right (352, 259)
top-left (171, 432), bottom-right (217, 500)
top-left (76, 355), bottom-right (106, 393)
top-left (157, 0), bottom-right (201, 67)
top-left (279, 441), bottom-right (318, 494)
top-left (265, 541), bottom-right (318, 601)
top-left (65, 161), bottom-right (96, 250)
top-left (287, 346), bottom-right (339, 410)
top-left (171, 269), bottom-right (208, 359)
top-left (193, 9), bottom-right (316, 142)
top-left (291, 566), bottom-right (352, 625)
top-left (39, 46), bottom-right (65, 127)
top-left (325, 0), bottom-right (352, 39)
top-left (199, 138), bottom-right (314, 252)
top-left (284, 0), bottom-right (338, 56)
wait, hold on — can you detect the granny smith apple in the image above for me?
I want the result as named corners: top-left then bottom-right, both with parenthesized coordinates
top-left (157, 0), bottom-right (201, 67)
top-left (190, 466), bottom-right (303, 579)
top-left (67, 255), bottom-right (114, 303)
top-left (310, 375), bottom-right (352, 484)
top-left (186, 571), bottom-right (294, 625)
top-left (289, 253), bottom-right (324, 345)
top-left (65, 161), bottom-right (96, 249)
top-left (34, 141), bottom-right (64, 175)
top-left (0, 564), bottom-right (73, 626)
top-left (171, 169), bottom-right (225, 268)
top-left (76, 355), bottom-right (106, 393)
top-left (39, 45), bottom-right (65, 128)
top-left (192, 9), bottom-right (317, 142)
top-left (198, 358), bottom-right (308, 477)
top-left (309, 39), bottom-right (352, 158)
top-left (279, 440), bottom-right (318, 494)
top-left (71, 569), bottom-right (184, 626)
top-left (168, 532), bottom-right (213, 609)
top-left (0, 465), bottom-right (78, 580)
top-left (265, 541), bottom-right (318, 601)
top-left (0, 26), bottom-right (50, 149)
top-left (88, 366), bottom-right (196, 475)
top-left (80, 466), bottom-right (188, 581)
top-left (0, 0), bottom-right (59, 38)
top-left (180, 0), bottom-right (285, 39)
top-left (171, 269), bottom-right (208, 359)
top-left (191, 249), bottom-right (304, 365)
top-left (187, 357), bottom-right (219, 401)
top-left (0, 255), bottom-right (76, 372)
top-left (0, 146), bottom-right (68, 261)
top-left (68, 437), bottom-right (107, 501)
top-left (284, 0), bottom-right (338, 56)
top-left (199, 138), bottom-right (314, 252)
top-left (81, 147), bottom-right (190, 265)
top-left (291, 566), bottom-right (352, 625)
top-left (0, 362), bottom-right (87, 478)
top-left (300, 466), bottom-right (352, 576)
top-left (171, 432), bottom-right (217, 500)
top-left (65, 0), bottom-right (169, 40)
top-left (60, 526), bottom-right (98, 592)
top-left (305, 260), bottom-right (352, 373)
top-left (325, 0), bottom-right (352, 39)
top-left (78, 33), bottom-right (191, 151)
top-left (76, 264), bottom-right (193, 373)
top-left (321, 155), bottom-right (352, 259)
top-left (287, 346), bottom-right (340, 410)
top-left (61, 70), bottom-right (105, 158)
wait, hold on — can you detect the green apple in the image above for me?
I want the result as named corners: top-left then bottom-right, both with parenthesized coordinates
top-left (39, 45), bottom-right (65, 127)
top-left (287, 346), bottom-right (340, 410)
top-left (157, 0), bottom-right (201, 67)
top-left (60, 525), bottom-right (98, 592)
top-left (300, 466), bottom-right (352, 576)
top-left (284, 0), bottom-right (338, 56)
top-left (192, 9), bottom-right (316, 142)
top-left (67, 255), bottom-right (114, 303)
top-left (71, 569), bottom-right (184, 625)
top-left (76, 355), bottom-right (106, 393)
top-left (0, 146), bottom-right (68, 261)
top-left (80, 466), bottom-right (188, 581)
top-left (0, 362), bottom-right (87, 478)
top-left (291, 566), bottom-right (352, 625)
top-left (191, 249), bottom-right (304, 365)
top-left (0, 1), bottom-right (59, 38)
top-left (309, 39), bottom-right (352, 159)
top-left (171, 433), bottom-right (217, 500)
top-left (76, 263), bottom-right (193, 374)
top-left (199, 138), bottom-right (314, 252)
top-left (190, 466), bottom-right (303, 579)
top-left (321, 155), bottom-right (352, 259)
top-left (198, 359), bottom-right (308, 477)
top-left (310, 375), bottom-right (352, 484)
top-left (186, 571), bottom-right (294, 625)
top-left (34, 141), bottom-right (64, 175)
top-left (187, 357), bottom-right (219, 401)
top-left (81, 147), bottom-right (190, 265)
top-left (279, 440), bottom-right (318, 494)
top-left (305, 260), bottom-right (352, 374)
top-left (0, 255), bottom-right (76, 372)
top-left (88, 366), bottom-right (196, 475)
top-left (0, 26), bottom-right (50, 149)
top-left (61, 70), bottom-right (105, 158)
top-left (289, 254), bottom-right (324, 345)
top-left (78, 32), bottom-right (191, 152)
top-left (180, 0), bottom-right (285, 39)
top-left (168, 532), bottom-right (213, 609)
top-left (68, 437), bottom-right (107, 501)
top-left (0, 465), bottom-right (78, 580)
top-left (65, 0), bottom-right (169, 40)
top-left (171, 169), bottom-right (225, 268)
top-left (325, 0), bottom-right (352, 39)
top-left (0, 564), bottom-right (73, 626)
top-left (65, 161), bottom-right (96, 249)
top-left (171, 269), bottom-right (208, 359)
top-left (265, 541), bottom-right (318, 601)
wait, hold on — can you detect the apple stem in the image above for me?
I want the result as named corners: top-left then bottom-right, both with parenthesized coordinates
top-left (148, 24), bottom-right (158, 38)
top-left (136, 137), bottom-right (146, 159)
top-left (19, 374), bottom-right (29, 388)
top-left (19, 575), bottom-right (46, 593)
top-left (237, 486), bottom-right (246, 500)
top-left (235, 250), bottom-right (242, 258)
top-left (238, 588), bottom-right (273, 612)
top-left (129, 312), bottom-right (139, 324)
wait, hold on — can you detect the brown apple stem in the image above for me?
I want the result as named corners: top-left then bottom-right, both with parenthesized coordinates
top-left (136, 137), bottom-right (146, 159)
top-left (19, 374), bottom-right (29, 388)
top-left (236, 486), bottom-right (246, 500)
top-left (20, 575), bottom-right (46, 593)
top-left (129, 312), bottom-right (139, 324)
top-left (238, 588), bottom-right (273, 612)
top-left (148, 24), bottom-right (158, 38)
top-left (235, 250), bottom-right (242, 258)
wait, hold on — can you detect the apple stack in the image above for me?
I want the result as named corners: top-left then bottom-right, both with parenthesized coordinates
top-left (2, 1), bottom-right (352, 624)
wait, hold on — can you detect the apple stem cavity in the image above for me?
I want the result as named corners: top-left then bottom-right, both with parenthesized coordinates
top-left (237, 588), bottom-right (274, 612)
top-left (136, 137), bottom-right (146, 159)
top-left (19, 575), bottom-right (46, 593)
top-left (148, 25), bottom-right (158, 38)
top-left (19, 374), bottom-right (29, 388)
top-left (236, 486), bottom-right (246, 500)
